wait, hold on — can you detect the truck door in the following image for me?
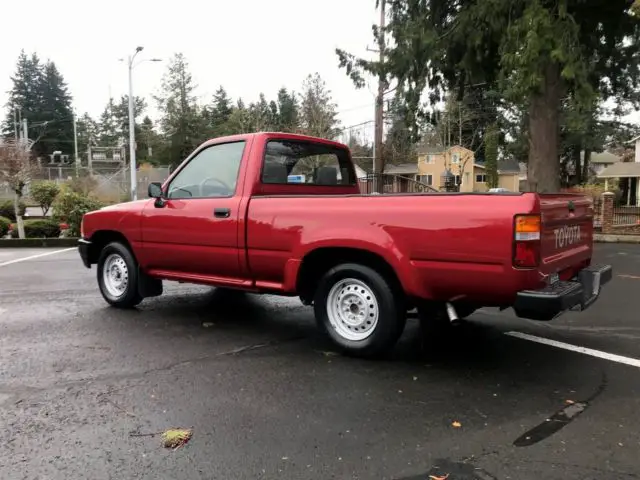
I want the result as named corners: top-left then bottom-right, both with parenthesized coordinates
top-left (140, 140), bottom-right (247, 281)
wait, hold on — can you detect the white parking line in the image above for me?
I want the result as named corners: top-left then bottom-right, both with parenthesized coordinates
top-left (0, 248), bottom-right (75, 268)
top-left (506, 331), bottom-right (640, 369)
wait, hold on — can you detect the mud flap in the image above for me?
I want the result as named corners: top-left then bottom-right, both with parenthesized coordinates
top-left (137, 268), bottom-right (163, 298)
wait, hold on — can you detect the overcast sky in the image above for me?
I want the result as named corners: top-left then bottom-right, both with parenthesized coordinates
top-left (0, 0), bottom-right (380, 138)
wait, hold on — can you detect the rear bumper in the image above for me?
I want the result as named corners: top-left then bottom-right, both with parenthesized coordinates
top-left (513, 264), bottom-right (612, 321)
top-left (78, 238), bottom-right (91, 269)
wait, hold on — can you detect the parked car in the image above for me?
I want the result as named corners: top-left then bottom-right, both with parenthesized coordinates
top-left (78, 132), bottom-right (612, 357)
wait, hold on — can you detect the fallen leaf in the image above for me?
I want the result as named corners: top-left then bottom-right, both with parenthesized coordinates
top-left (429, 474), bottom-right (450, 480)
top-left (161, 428), bottom-right (193, 449)
top-left (452, 421), bottom-right (462, 428)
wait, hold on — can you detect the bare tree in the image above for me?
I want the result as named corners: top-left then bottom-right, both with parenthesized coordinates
top-left (0, 139), bottom-right (40, 239)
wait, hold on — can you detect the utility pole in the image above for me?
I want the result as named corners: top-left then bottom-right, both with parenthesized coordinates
top-left (374, 0), bottom-right (386, 178)
top-left (73, 113), bottom-right (79, 176)
top-left (458, 103), bottom-right (462, 146)
top-left (128, 52), bottom-right (137, 201)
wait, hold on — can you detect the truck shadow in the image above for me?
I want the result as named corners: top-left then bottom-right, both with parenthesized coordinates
top-left (135, 286), bottom-right (574, 378)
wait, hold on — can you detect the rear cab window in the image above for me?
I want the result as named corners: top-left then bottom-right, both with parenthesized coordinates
top-left (259, 139), bottom-right (357, 194)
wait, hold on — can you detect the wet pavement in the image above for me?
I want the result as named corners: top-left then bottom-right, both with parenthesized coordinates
top-left (0, 244), bottom-right (639, 479)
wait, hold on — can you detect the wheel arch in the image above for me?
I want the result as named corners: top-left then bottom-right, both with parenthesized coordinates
top-left (296, 246), bottom-right (406, 305)
top-left (87, 230), bottom-right (135, 266)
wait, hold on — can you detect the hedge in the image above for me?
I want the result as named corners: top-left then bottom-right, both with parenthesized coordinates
top-left (10, 219), bottom-right (61, 239)
top-left (0, 200), bottom-right (26, 222)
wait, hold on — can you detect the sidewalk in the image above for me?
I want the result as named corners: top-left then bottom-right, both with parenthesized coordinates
top-left (594, 233), bottom-right (640, 244)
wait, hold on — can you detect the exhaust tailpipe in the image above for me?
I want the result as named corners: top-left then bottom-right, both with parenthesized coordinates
top-left (446, 302), bottom-right (461, 325)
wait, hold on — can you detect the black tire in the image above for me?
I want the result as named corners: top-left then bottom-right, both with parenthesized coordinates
top-left (313, 263), bottom-right (406, 358)
top-left (97, 242), bottom-right (142, 308)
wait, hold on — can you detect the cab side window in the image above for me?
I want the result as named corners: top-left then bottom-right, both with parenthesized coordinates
top-left (167, 141), bottom-right (245, 199)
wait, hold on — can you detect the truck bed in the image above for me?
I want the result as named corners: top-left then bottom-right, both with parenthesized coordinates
top-left (246, 191), bottom-right (588, 304)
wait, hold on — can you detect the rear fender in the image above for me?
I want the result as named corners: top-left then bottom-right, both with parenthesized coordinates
top-left (288, 230), bottom-right (427, 298)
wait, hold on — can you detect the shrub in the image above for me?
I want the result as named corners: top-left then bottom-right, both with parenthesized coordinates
top-left (30, 181), bottom-right (60, 216)
top-left (10, 219), bottom-right (61, 238)
top-left (52, 189), bottom-right (104, 237)
top-left (0, 216), bottom-right (11, 237)
top-left (0, 200), bottom-right (26, 222)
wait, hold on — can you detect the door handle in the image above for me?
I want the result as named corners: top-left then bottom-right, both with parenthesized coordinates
top-left (214, 208), bottom-right (231, 218)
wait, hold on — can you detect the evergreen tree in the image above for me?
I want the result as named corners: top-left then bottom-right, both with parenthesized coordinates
top-left (204, 86), bottom-right (234, 137)
top-left (98, 98), bottom-right (120, 146)
top-left (4, 54), bottom-right (75, 158)
top-left (96, 94), bottom-right (146, 163)
top-left (226, 99), bottom-right (252, 134)
top-left (247, 93), bottom-right (274, 131)
top-left (75, 113), bottom-right (99, 164)
top-left (154, 53), bottom-right (208, 167)
top-left (137, 116), bottom-right (163, 165)
top-left (299, 73), bottom-right (340, 139)
top-left (3, 51), bottom-right (43, 140)
top-left (275, 87), bottom-right (299, 132)
top-left (37, 61), bottom-right (74, 157)
top-left (384, 87), bottom-right (417, 168)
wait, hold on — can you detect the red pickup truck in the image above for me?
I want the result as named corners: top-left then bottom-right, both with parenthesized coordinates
top-left (78, 132), bottom-right (612, 357)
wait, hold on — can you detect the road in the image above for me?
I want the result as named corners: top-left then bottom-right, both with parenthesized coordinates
top-left (1, 244), bottom-right (639, 480)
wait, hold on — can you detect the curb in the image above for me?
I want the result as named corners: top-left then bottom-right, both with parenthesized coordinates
top-left (594, 234), bottom-right (640, 244)
top-left (0, 238), bottom-right (79, 248)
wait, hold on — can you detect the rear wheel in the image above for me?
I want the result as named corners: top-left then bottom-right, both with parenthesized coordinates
top-left (97, 242), bottom-right (142, 308)
top-left (314, 263), bottom-right (406, 358)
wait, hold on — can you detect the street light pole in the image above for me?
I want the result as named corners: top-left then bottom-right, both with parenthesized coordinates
top-left (128, 53), bottom-right (137, 201)
top-left (124, 47), bottom-right (161, 201)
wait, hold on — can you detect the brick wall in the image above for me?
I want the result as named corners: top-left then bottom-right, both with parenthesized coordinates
top-left (601, 192), bottom-right (640, 235)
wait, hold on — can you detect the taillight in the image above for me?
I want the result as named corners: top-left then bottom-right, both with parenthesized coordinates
top-left (513, 214), bottom-right (540, 268)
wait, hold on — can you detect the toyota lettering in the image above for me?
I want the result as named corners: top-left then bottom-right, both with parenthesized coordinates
top-left (554, 224), bottom-right (581, 249)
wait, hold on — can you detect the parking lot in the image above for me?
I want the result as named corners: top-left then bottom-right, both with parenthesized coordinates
top-left (1, 244), bottom-right (639, 480)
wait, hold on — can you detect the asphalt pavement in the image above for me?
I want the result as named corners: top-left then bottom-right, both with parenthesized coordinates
top-left (1, 244), bottom-right (639, 480)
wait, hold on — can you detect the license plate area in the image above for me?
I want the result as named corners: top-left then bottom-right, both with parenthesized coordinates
top-left (548, 273), bottom-right (560, 285)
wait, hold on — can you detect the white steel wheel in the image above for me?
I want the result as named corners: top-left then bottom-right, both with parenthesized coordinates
top-left (314, 263), bottom-right (406, 358)
top-left (326, 278), bottom-right (379, 341)
top-left (102, 253), bottom-right (129, 298)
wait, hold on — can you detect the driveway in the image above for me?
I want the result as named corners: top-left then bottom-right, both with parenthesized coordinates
top-left (0, 244), bottom-right (639, 479)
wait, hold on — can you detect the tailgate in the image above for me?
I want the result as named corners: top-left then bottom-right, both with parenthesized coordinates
top-left (538, 194), bottom-right (593, 275)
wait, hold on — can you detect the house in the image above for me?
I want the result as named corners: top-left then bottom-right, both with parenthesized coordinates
top-left (597, 137), bottom-right (640, 206)
top-left (385, 145), bottom-right (520, 192)
top-left (587, 151), bottom-right (621, 176)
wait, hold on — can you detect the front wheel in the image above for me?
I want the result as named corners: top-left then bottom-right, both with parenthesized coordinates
top-left (314, 263), bottom-right (406, 358)
top-left (97, 242), bottom-right (142, 308)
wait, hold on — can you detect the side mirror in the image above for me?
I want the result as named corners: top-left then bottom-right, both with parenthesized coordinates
top-left (148, 182), bottom-right (163, 199)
